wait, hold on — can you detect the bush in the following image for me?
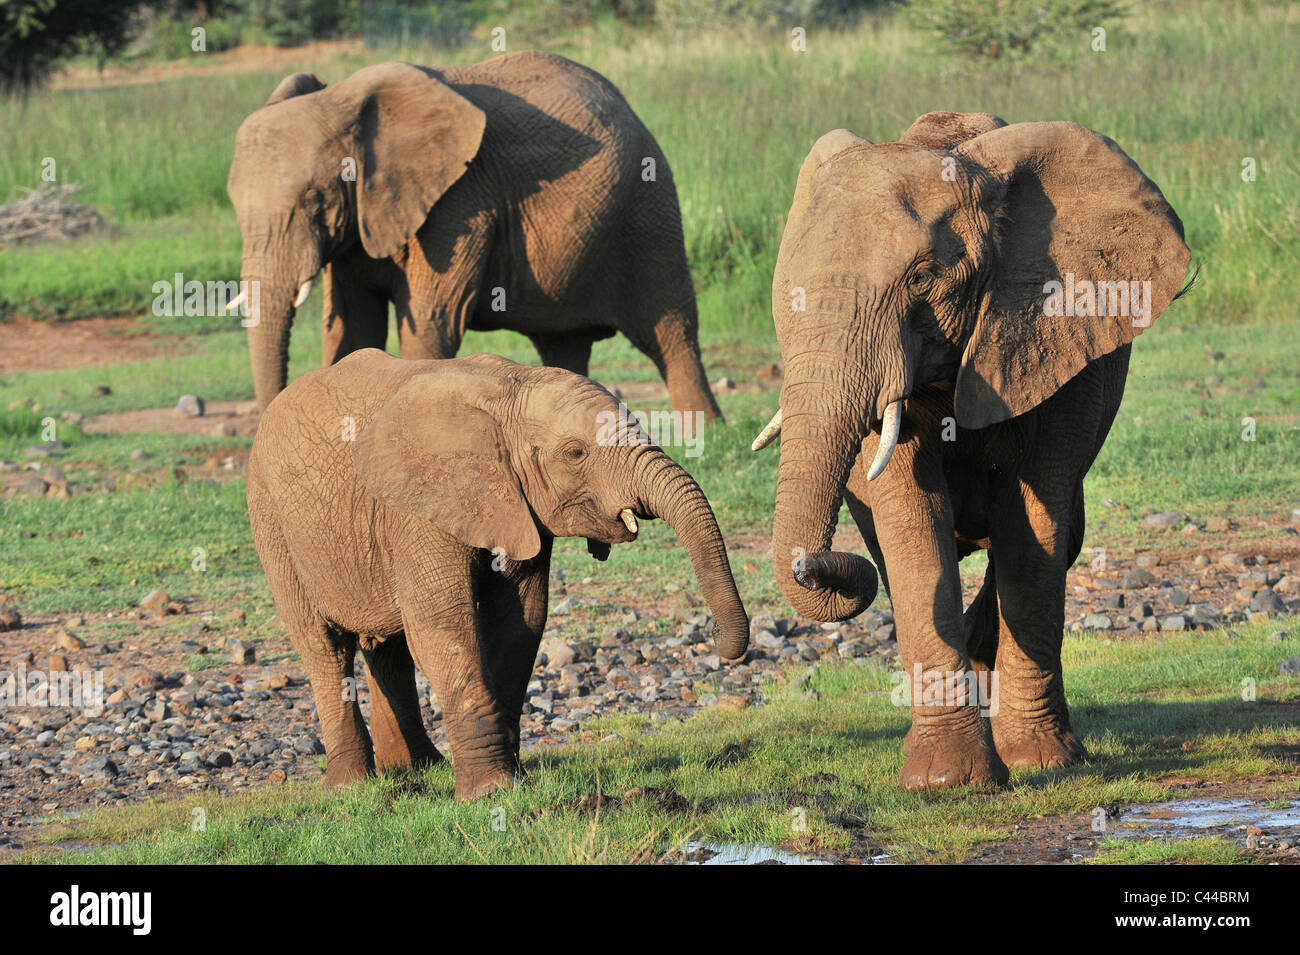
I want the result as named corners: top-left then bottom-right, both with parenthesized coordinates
top-left (0, 0), bottom-right (151, 93)
top-left (905, 0), bottom-right (1126, 60)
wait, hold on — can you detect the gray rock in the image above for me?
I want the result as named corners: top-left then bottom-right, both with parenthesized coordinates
top-left (1082, 613), bottom-right (1113, 631)
top-left (752, 630), bottom-right (784, 650)
top-left (551, 596), bottom-right (577, 615)
top-left (1168, 587), bottom-right (1190, 607)
top-left (1159, 614), bottom-right (1186, 632)
top-left (540, 635), bottom-right (576, 667)
top-left (1121, 569), bottom-right (1156, 588)
top-left (19, 476), bottom-right (49, 497)
top-left (175, 394), bottom-right (206, 417)
top-left (1279, 656), bottom-right (1300, 676)
top-left (1140, 511), bottom-right (1186, 530)
top-left (1251, 589), bottom-right (1285, 614)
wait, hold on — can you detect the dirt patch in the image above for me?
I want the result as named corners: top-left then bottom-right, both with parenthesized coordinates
top-left (50, 41), bottom-right (365, 91)
top-left (0, 317), bottom-right (176, 375)
top-left (83, 401), bottom-right (260, 437)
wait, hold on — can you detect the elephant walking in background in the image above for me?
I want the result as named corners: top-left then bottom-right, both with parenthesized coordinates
top-left (247, 350), bottom-right (747, 799)
top-left (754, 111), bottom-right (1191, 790)
top-left (227, 52), bottom-right (722, 419)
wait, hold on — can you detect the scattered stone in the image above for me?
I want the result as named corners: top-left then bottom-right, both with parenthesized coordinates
top-left (540, 635), bottom-right (576, 668)
top-left (174, 394), bottom-right (206, 417)
top-left (48, 654), bottom-right (67, 672)
top-left (714, 376), bottom-right (737, 391)
top-left (551, 597), bottom-right (577, 615)
top-left (1279, 657), bottom-right (1300, 676)
top-left (0, 603), bottom-right (21, 632)
top-left (211, 422), bottom-right (236, 437)
top-left (1159, 614), bottom-right (1187, 632)
top-left (54, 628), bottom-right (85, 651)
top-left (226, 639), bottom-right (255, 665)
top-left (91, 384), bottom-right (111, 397)
top-left (1140, 511), bottom-right (1185, 530)
top-left (1168, 587), bottom-right (1190, 607)
top-left (1205, 516), bottom-right (1232, 532)
top-left (1251, 589), bottom-right (1285, 614)
top-left (1082, 613), bottom-right (1113, 631)
top-left (139, 589), bottom-right (170, 612)
top-left (1121, 569), bottom-right (1156, 588)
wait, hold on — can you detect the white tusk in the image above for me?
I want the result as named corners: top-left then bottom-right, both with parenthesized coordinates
top-left (866, 400), bottom-right (902, 481)
top-left (225, 290), bottom-right (247, 312)
top-left (750, 408), bottom-right (783, 451)
top-left (619, 509), bottom-right (639, 534)
top-left (293, 277), bottom-right (314, 308)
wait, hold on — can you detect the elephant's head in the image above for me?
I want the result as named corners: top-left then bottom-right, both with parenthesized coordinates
top-left (759, 112), bottom-right (1192, 621)
top-left (351, 354), bottom-right (749, 659)
top-left (226, 63), bottom-right (487, 409)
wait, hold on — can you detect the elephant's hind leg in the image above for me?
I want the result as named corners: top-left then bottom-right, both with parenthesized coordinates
top-left (248, 506), bottom-right (375, 788)
top-left (360, 633), bottom-right (444, 775)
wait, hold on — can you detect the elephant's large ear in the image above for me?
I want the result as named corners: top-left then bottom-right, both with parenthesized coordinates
top-left (345, 62), bottom-right (486, 260)
top-left (264, 72), bottom-right (326, 107)
top-left (952, 122), bottom-right (1191, 429)
top-left (352, 371), bottom-right (541, 561)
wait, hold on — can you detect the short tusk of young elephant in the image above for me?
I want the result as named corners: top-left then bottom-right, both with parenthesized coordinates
top-left (867, 400), bottom-right (902, 481)
top-left (750, 408), bottom-right (783, 451)
top-left (225, 290), bottom-right (247, 312)
top-left (293, 278), bottom-right (314, 308)
top-left (620, 509), bottom-right (638, 534)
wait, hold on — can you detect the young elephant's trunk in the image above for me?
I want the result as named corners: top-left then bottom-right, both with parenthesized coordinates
top-left (633, 450), bottom-right (749, 659)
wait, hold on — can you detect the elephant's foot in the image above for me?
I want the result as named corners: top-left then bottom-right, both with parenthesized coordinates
top-left (453, 762), bottom-right (523, 801)
top-left (374, 736), bottom-right (445, 775)
top-left (900, 723), bottom-right (1009, 791)
top-left (323, 753), bottom-right (374, 790)
top-left (993, 722), bottom-right (1087, 770)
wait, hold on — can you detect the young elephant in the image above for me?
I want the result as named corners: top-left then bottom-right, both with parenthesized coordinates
top-left (754, 112), bottom-right (1192, 790)
top-left (247, 350), bottom-right (747, 798)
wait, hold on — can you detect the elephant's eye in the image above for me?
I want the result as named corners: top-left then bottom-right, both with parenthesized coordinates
top-left (565, 445), bottom-right (586, 461)
top-left (909, 264), bottom-right (940, 290)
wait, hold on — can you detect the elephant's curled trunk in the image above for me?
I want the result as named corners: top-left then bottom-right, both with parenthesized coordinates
top-left (634, 450), bottom-right (749, 660)
top-left (770, 354), bottom-right (880, 622)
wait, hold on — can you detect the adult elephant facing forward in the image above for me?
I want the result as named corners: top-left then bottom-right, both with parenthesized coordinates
top-left (226, 52), bottom-right (722, 418)
top-left (754, 111), bottom-right (1191, 790)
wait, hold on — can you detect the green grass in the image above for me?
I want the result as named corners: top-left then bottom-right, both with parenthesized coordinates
top-left (24, 620), bottom-right (1298, 864)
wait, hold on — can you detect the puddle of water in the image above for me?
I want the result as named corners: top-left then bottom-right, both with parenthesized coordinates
top-left (685, 841), bottom-right (830, 865)
top-left (1119, 798), bottom-right (1300, 837)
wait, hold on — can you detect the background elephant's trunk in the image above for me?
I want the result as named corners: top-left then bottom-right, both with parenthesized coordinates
top-left (241, 248), bottom-right (317, 411)
top-left (771, 350), bottom-right (880, 621)
top-left (632, 449), bottom-right (749, 659)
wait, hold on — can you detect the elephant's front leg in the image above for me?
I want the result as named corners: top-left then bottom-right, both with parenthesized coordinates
top-left (478, 538), bottom-right (553, 760)
top-left (321, 253), bottom-right (390, 367)
top-left (987, 478), bottom-right (1087, 770)
top-left (395, 548), bottom-right (522, 800)
top-left (846, 437), bottom-right (1007, 791)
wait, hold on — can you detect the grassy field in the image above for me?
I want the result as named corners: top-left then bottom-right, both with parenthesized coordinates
top-left (2, 0), bottom-right (1298, 863)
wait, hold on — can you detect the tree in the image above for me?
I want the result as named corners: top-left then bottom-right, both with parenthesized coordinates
top-left (0, 0), bottom-right (151, 94)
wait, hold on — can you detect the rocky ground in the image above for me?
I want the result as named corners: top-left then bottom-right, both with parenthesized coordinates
top-left (3, 535), bottom-right (1298, 857)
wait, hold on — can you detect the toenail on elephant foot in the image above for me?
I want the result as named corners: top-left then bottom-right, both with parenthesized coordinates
top-left (994, 727), bottom-right (1088, 770)
top-left (899, 736), bottom-right (1009, 791)
top-left (454, 767), bottom-right (522, 801)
